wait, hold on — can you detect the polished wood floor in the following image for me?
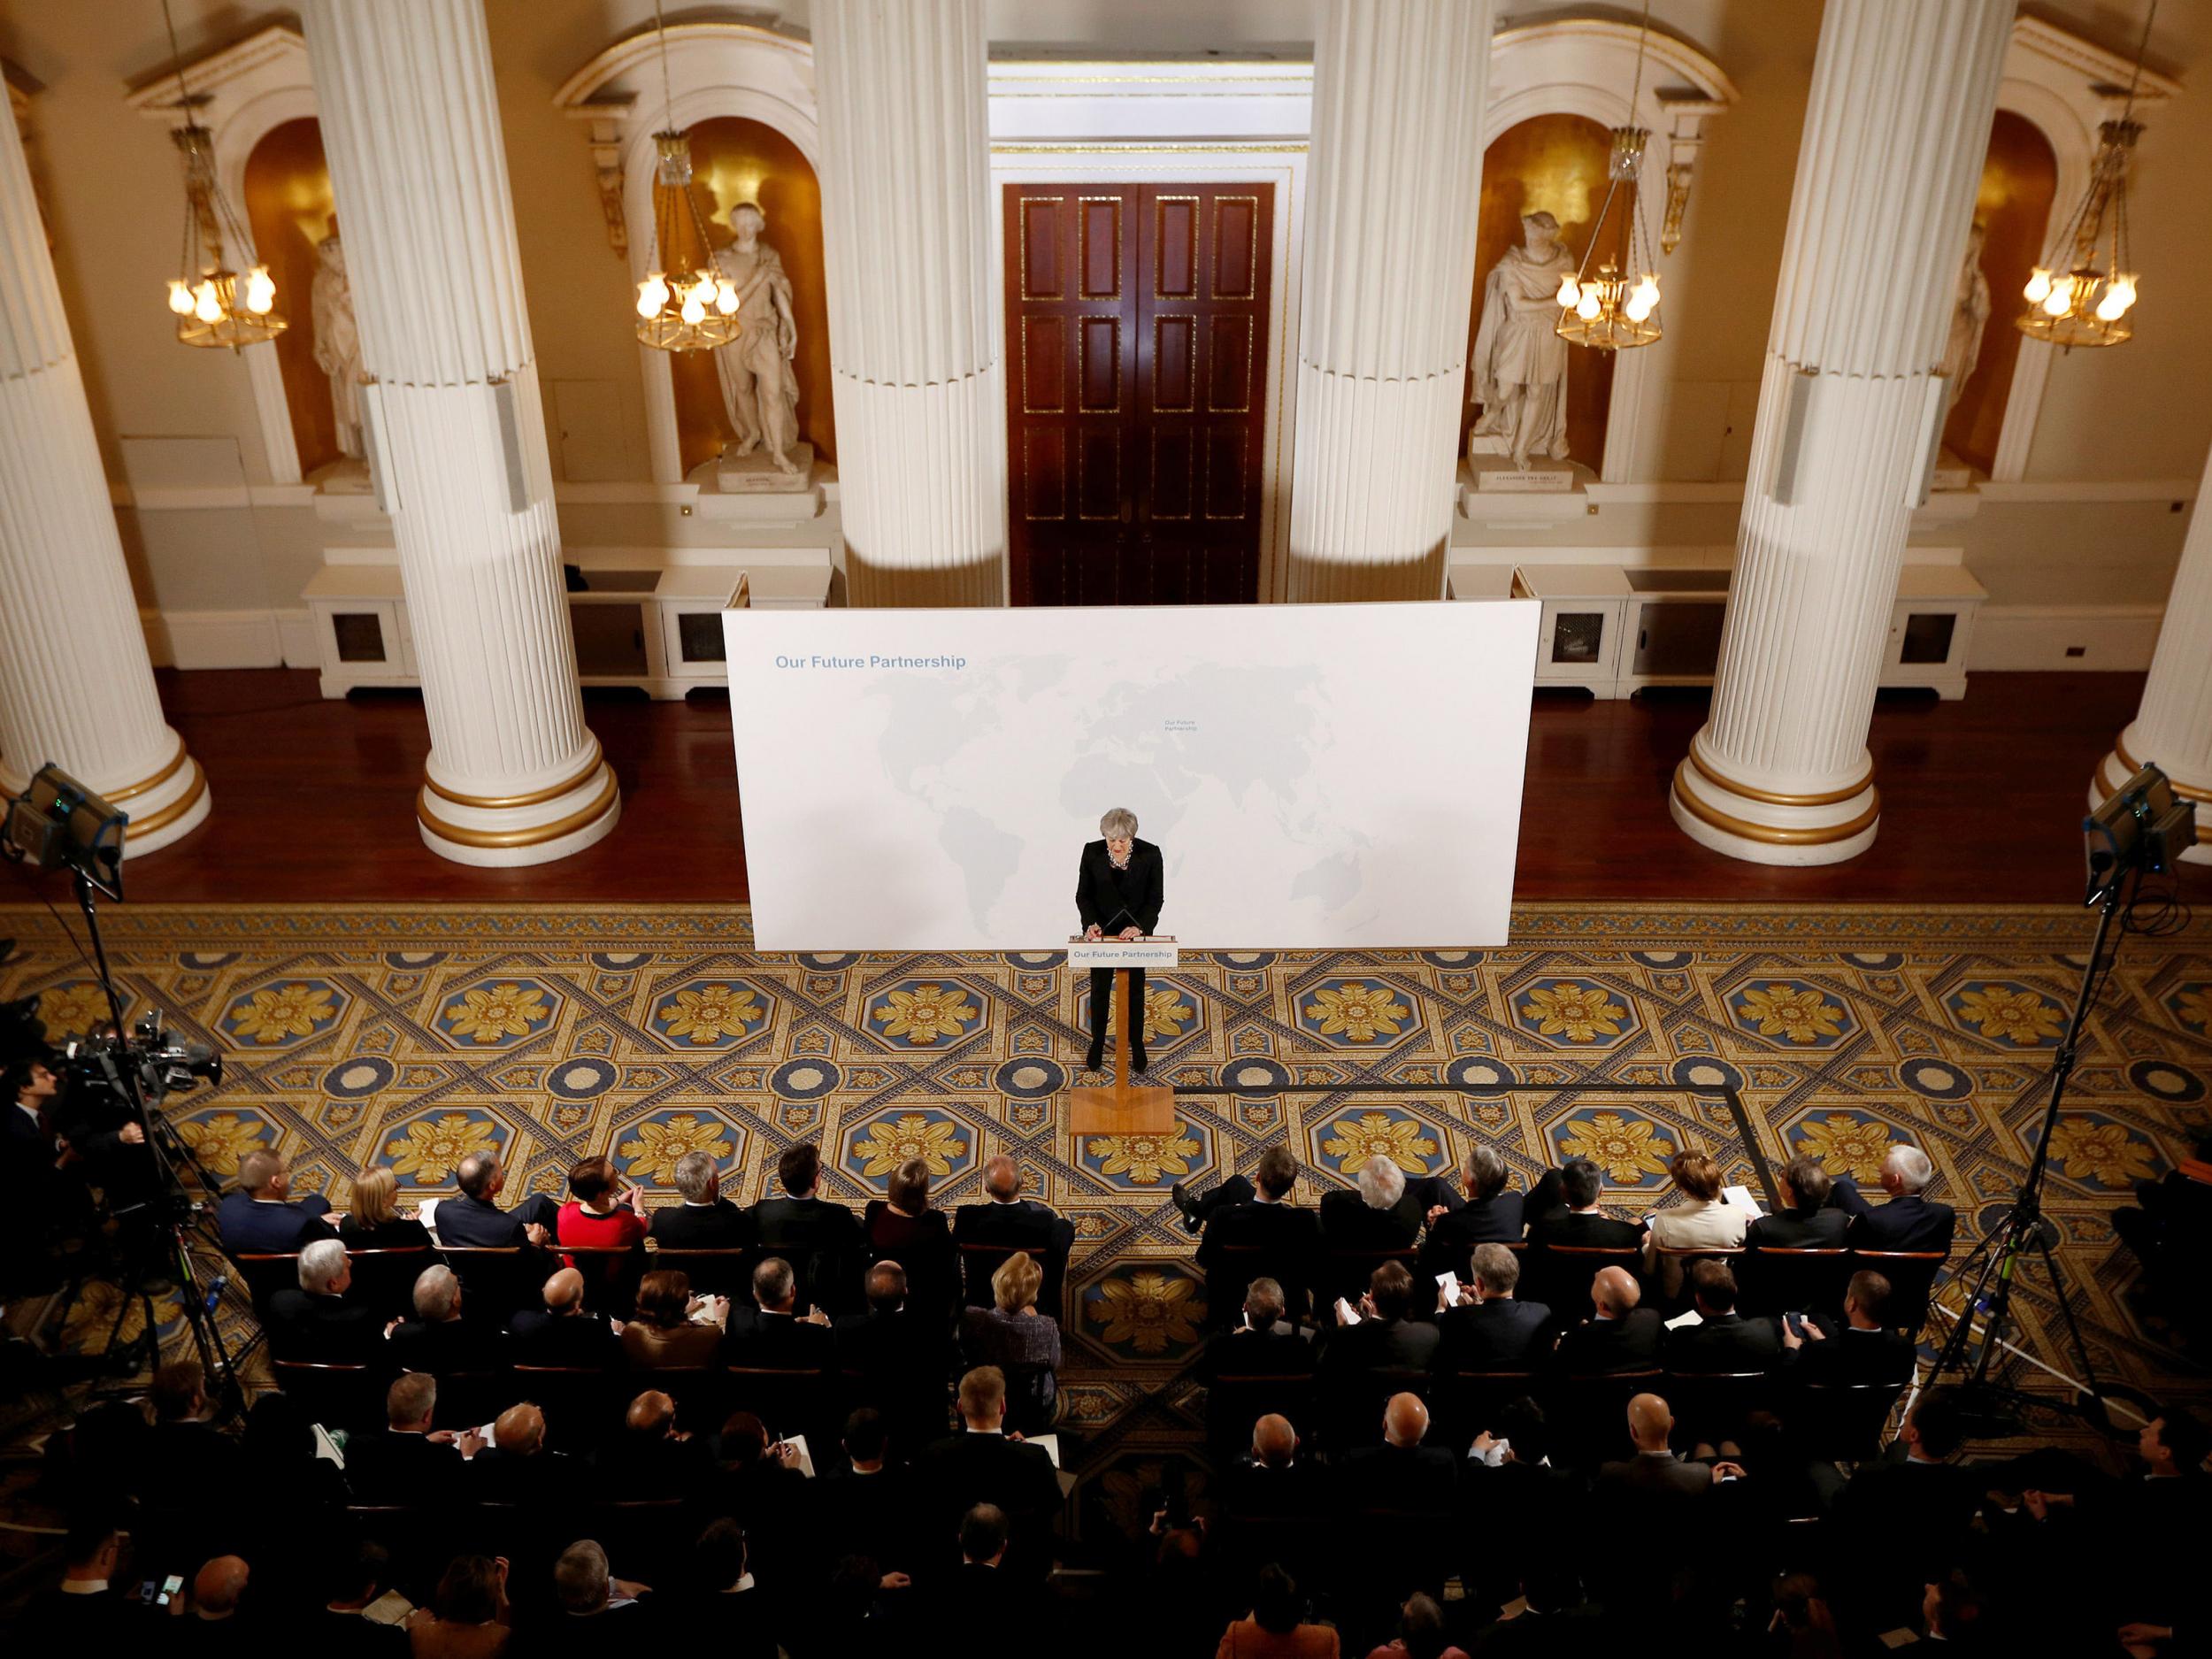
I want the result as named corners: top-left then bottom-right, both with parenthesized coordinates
top-left (25, 668), bottom-right (2194, 910)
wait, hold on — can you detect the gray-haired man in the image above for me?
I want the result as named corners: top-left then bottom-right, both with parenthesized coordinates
top-left (648, 1150), bottom-right (749, 1249)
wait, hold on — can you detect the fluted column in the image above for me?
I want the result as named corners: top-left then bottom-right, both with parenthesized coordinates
top-left (1671, 0), bottom-right (2011, 864)
top-left (0, 104), bottom-right (208, 855)
top-left (302, 0), bottom-right (617, 864)
top-left (2094, 440), bottom-right (2212, 863)
top-left (1285, 0), bottom-right (1493, 603)
top-left (812, 0), bottom-right (1004, 607)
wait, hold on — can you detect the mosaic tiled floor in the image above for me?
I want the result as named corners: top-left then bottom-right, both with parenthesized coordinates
top-left (7, 902), bottom-right (2209, 1512)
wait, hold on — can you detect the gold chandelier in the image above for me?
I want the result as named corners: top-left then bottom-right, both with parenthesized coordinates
top-left (2017, 3), bottom-right (2156, 351)
top-left (633, 2), bottom-right (739, 352)
top-left (1555, 2), bottom-right (1663, 352)
top-left (159, 2), bottom-right (282, 350)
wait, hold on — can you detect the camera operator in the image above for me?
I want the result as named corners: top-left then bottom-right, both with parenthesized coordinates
top-left (5, 1050), bottom-right (160, 1274)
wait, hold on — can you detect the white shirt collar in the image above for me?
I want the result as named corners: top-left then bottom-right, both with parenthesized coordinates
top-left (59, 1578), bottom-right (109, 1595)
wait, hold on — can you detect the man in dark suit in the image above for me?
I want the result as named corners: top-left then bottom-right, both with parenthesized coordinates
top-left (595, 1388), bottom-right (712, 1501)
top-left (217, 1147), bottom-right (338, 1255)
top-left (1322, 1260), bottom-right (1440, 1369)
top-left (747, 1142), bottom-right (864, 1313)
top-left (911, 1366), bottom-right (1063, 1578)
top-left (649, 1150), bottom-right (749, 1249)
top-left (1745, 1155), bottom-right (1850, 1249)
top-left (951, 1155), bottom-right (1073, 1310)
top-left (508, 1265), bottom-right (626, 1368)
top-left (1831, 1389), bottom-right (1984, 1632)
top-left (385, 1262), bottom-right (502, 1375)
top-left (1181, 1147), bottom-right (1323, 1316)
top-left (1594, 1392), bottom-right (1740, 1514)
top-left (1778, 1269), bottom-right (1915, 1385)
top-left (810, 1409), bottom-right (921, 1582)
top-left (472, 1401), bottom-right (576, 1506)
top-left (1525, 1158), bottom-right (1645, 1250)
top-left (1437, 1242), bottom-right (1555, 1372)
top-left (141, 1360), bottom-right (241, 1514)
top-left (1198, 1277), bottom-right (1313, 1384)
top-left (343, 1372), bottom-right (477, 1503)
top-left (1828, 1144), bottom-right (1957, 1254)
top-left (1553, 1264), bottom-right (1663, 1374)
top-left (265, 1237), bottom-right (389, 1363)
top-left (1341, 1393), bottom-right (1458, 1513)
top-left (1074, 809), bottom-right (1164, 1072)
top-left (726, 1255), bottom-right (837, 1370)
top-left (1418, 1144), bottom-right (1526, 1279)
top-left (1319, 1156), bottom-right (1427, 1259)
top-left (10, 1513), bottom-right (160, 1643)
top-left (1663, 1260), bottom-right (1781, 1373)
top-left (1217, 1412), bottom-right (1328, 1580)
top-left (834, 1261), bottom-right (952, 1453)
top-left (432, 1151), bottom-right (556, 1248)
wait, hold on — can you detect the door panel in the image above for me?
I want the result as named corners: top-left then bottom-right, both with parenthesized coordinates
top-left (1005, 181), bottom-right (1272, 605)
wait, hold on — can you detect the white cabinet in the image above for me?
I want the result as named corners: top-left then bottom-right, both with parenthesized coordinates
top-left (1514, 565), bottom-right (1631, 698)
top-left (1885, 565), bottom-right (1985, 699)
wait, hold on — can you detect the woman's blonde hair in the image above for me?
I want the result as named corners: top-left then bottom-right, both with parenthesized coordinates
top-left (992, 1249), bottom-right (1043, 1314)
top-left (352, 1165), bottom-right (400, 1227)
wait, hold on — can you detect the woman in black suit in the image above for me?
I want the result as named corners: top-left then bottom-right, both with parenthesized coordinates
top-left (1076, 806), bottom-right (1164, 1073)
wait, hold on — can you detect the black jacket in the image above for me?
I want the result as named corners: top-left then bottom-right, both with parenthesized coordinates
top-left (1317, 1187), bottom-right (1425, 1250)
top-left (1074, 838), bottom-right (1164, 934)
top-left (217, 1190), bottom-right (336, 1255)
top-left (265, 1287), bottom-right (387, 1364)
top-left (1662, 1310), bottom-right (1782, 1373)
top-left (431, 1192), bottom-right (534, 1248)
top-left (1436, 1297), bottom-right (1555, 1372)
top-left (1419, 1192), bottom-right (1526, 1278)
top-left (1784, 1322), bottom-right (1916, 1386)
top-left (1340, 1440), bottom-right (1459, 1515)
top-left (1828, 1177), bottom-right (1957, 1255)
top-left (910, 1431), bottom-right (1063, 1574)
top-left (1553, 1308), bottom-right (1664, 1375)
top-left (1744, 1208), bottom-right (1850, 1250)
top-left (343, 1426), bottom-right (470, 1504)
top-left (1198, 1325), bottom-right (1315, 1385)
top-left (508, 1307), bottom-right (626, 1370)
top-left (649, 1198), bottom-right (750, 1250)
top-left (725, 1307), bottom-right (837, 1372)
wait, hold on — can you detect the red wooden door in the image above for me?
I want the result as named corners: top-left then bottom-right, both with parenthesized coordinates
top-left (1004, 183), bottom-right (1272, 605)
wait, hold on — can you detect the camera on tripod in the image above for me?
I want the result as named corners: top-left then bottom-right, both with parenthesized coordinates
top-left (61, 1008), bottom-right (224, 1105)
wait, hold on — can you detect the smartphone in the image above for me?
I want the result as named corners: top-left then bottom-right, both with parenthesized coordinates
top-left (1785, 1311), bottom-right (1807, 1338)
top-left (140, 1574), bottom-right (183, 1606)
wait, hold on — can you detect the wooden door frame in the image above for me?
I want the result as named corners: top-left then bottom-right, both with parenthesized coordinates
top-left (989, 146), bottom-right (1303, 603)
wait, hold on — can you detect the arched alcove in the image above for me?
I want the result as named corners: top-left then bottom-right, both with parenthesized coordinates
top-left (242, 117), bottom-right (341, 477)
top-left (1945, 111), bottom-right (2057, 478)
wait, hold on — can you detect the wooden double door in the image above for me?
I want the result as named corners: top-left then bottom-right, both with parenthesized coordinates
top-left (1003, 183), bottom-right (1274, 606)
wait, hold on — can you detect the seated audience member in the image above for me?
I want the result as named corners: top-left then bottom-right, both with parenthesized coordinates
top-left (1188, 1147), bottom-right (1324, 1313)
top-left (240, 1392), bottom-right (351, 1513)
top-left (726, 1256), bottom-right (835, 1369)
top-left (1216, 1563), bottom-right (1339, 1658)
top-left (749, 1141), bottom-right (864, 1310)
top-left (316, 1540), bottom-right (414, 1655)
top-left (957, 1250), bottom-right (1062, 1427)
top-left (12, 1512), bottom-right (152, 1640)
top-left (1436, 1243), bottom-right (1555, 1372)
top-left (813, 1409), bottom-right (920, 1581)
top-left (621, 1268), bottom-right (728, 1367)
top-left (599, 1389), bottom-right (709, 1499)
top-left (1916, 1570), bottom-right (1985, 1648)
top-left (472, 1402), bottom-right (572, 1506)
top-left (835, 1261), bottom-right (952, 1448)
top-left (265, 1237), bottom-right (386, 1363)
top-left (388, 1264), bottom-right (502, 1374)
top-left (1417, 1144), bottom-right (1526, 1279)
top-left (1662, 1260), bottom-right (1780, 1372)
top-left (339, 1167), bottom-right (433, 1252)
top-left (1552, 1264), bottom-right (1663, 1374)
top-left (1342, 1394), bottom-right (1456, 1514)
top-left (912, 1366), bottom-right (1063, 1577)
top-left (1643, 1150), bottom-right (1748, 1294)
top-left (656, 1519), bottom-right (776, 1655)
top-left (1778, 1270), bottom-right (1914, 1384)
top-left (143, 1358), bottom-right (241, 1508)
top-left (543, 1539), bottom-right (650, 1653)
top-left (1455, 1401), bottom-right (1572, 1609)
top-left (1744, 1156), bottom-right (1849, 1249)
top-left (554, 1156), bottom-right (648, 1260)
top-left (2113, 1133), bottom-right (2212, 1305)
top-left (409, 1555), bottom-right (511, 1659)
top-left (507, 1267), bottom-right (626, 1369)
top-left (1364, 1592), bottom-right (1466, 1659)
top-left (1594, 1394), bottom-right (1740, 1511)
top-left (1323, 1261), bottom-right (1440, 1369)
top-left (1219, 1414), bottom-right (1327, 1577)
top-left (1832, 1390), bottom-right (1982, 1625)
top-left (1525, 1157), bottom-right (1645, 1250)
top-left (955, 1502), bottom-right (1011, 1592)
top-left (1319, 1157), bottom-right (1425, 1251)
top-left (433, 1152), bottom-right (555, 1248)
top-left (1200, 1278), bottom-right (1313, 1384)
top-left (345, 1372), bottom-right (477, 1503)
top-left (863, 1156), bottom-right (958, 1317)
top-left (182, 1554), bottom-right (253, 1634)
top-left (1828, 1143), bottom-right (1957, 1254)
top-left (705, 1411), bottom-right (812, 1584)
top-left (218, 1148), bottom-right (337, 1254)
top-left (648, 1150), bottom-right (749, 1249)
top-left (952, 1153), bottom-right (1072, 1307)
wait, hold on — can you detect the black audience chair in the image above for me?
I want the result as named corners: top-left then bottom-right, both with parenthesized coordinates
top-left (1850, 1248), bottom-right (1948, 1334)
top-left (1740, 1246), bottom-right (1852, 1317)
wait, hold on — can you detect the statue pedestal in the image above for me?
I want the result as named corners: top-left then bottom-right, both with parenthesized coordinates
top-left (1930, 447), bottom-right (1974, 493)
top-left (1470, 452), bottom-right (1577, 494)
top-left (311, 456), bottom-right (374, 495)
top-left (716, 442), bottom-right (815, 494)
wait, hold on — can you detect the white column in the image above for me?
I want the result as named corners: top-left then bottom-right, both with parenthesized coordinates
top-left (0, 105), bottom-right (207, 855)
top-left (1671, 0), bottom-right (2012, 864)
top-left (2095, 442), bottom-right (2212, 863)
top-left (812, 0), bottom-right (1005, 607)
top-left (302, 0), bottom-right (618, 865)
top-left (1285, 0), bottom-right (1493, 603)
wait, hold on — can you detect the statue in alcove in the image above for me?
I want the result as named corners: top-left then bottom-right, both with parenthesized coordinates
top-left (1471, 210), bottom-right (1575, 472)
top-left (712, 202), bottom-right (804, 477)
top-left (1940, 221), bottom-right (1992, 400)
top-left (310, 231), bottom-right (365, 460)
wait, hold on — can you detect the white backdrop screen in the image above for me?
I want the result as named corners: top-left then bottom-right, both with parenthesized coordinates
top-left (721, 600), bottom-right (1540, 950)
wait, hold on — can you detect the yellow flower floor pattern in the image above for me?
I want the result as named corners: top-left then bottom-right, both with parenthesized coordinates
top-left (7, 901), bottom-right (2209, 1525)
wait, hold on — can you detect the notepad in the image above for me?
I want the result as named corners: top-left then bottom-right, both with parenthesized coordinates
top-left (780, 1433), bottom-right (817, 1479)
top-left (1664, 1307), bottom-right (1704, 1330)
top-left (417, 1197), bottom-right (442, 1239)
top-left (1721, 1184), bottom-right (1766, 1217)
top-left (1025, 1433), bottom-right (1061, 1468)
top-left (1435, 1272), bottom-right (1462, 1308)
top-left (311, 1423), bottom-right (347, 1469)
top-left (1334, 1296), bottom-right (1362, 1325)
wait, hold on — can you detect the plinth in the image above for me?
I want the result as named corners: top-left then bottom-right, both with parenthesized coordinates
top-left (1066, 937), bottom-right (1179, 1136)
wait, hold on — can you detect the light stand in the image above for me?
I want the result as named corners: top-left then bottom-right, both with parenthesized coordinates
top-left (1928, 763), bottom-right (2194, 1439)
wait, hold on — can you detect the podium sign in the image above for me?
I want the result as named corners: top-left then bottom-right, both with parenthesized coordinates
top-left (1063, 936), bottom-right (1179, 1136)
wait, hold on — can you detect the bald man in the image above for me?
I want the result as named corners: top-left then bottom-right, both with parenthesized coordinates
top-left (603, 1387), bottom-right (710, 1499)
top-left (1218, 1415), bottom-right (1326, 1580)
top-left (1594, 1393), bottom-right (1740, 1509)
top-left (952, 1155), bottom-right (1072, 1311)
top-left (476, 1402), bottom-right (572, 1504)
top-left (1341, 1392), bottom-right (1457, 1515)
top-left (1554, 1265), bottom-right (1663, 1376)
top-left (190, 1555), bottom-right (251, 1622)
top-left (510, 1265), bottom-right (626, 1368)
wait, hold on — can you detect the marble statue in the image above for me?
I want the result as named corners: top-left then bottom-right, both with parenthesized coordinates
top-left (712, 202), bottom-right (803, 476)
top-left (310, 232), bottom-right (365, 460)
top-left (1941, 222), bottom-right (1992, 391)
top-left (1471, 211), bottom-right (1576, 471)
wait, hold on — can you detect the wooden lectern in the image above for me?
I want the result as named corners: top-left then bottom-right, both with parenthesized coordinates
top-left (1066, 936), bottom-right (1179, 1135)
